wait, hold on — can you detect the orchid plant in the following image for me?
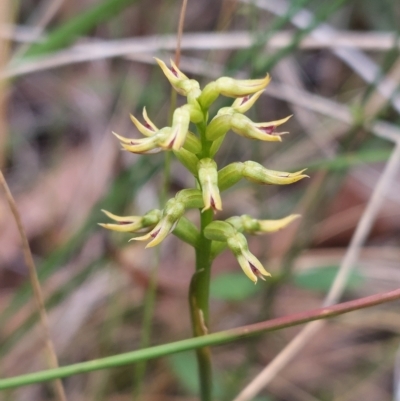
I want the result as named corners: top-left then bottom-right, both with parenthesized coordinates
top-left (100, 59), bottom-right (307, 400)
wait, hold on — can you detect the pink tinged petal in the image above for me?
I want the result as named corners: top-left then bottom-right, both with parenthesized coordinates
top-left (145, 219), bottom-right (178, 248)
top-left (129, 113), bottom-right (157, 137)
top-left (170, 59), bottom-right (189, 80)
top-left (231, 89), bottom-right (265, 113)
top-left (250, 263), bottom-right (266, 281)
top-left (237, 254), bottom-right (258, 283)
top-left (142, 107), bottom-right (158, 132)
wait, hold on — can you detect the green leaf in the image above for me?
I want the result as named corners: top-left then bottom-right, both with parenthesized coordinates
top-left (22, 0), bottom-right (138, 58)
top-left (168, 352), bottom-right (223, 397)
top-left (210, 272), bottom-right (261, 301)
top-left (305, 149), bottom-right (391, 172)
top-left (168, 352), bottom-right (199, 394)
top-left (293, 265), bottom-right (364, 292)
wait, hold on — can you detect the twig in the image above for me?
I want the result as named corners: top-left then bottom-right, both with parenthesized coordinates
top-left (2, 31), bottom-right (400, 80)
top-left (174, 0), bottom-right (188, 66)
top-left (0, 170), bottom-right (67, 401)
top-left (0, 287), bottom-right (400, 390)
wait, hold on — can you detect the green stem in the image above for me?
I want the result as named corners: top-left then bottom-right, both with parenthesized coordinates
top-left (190, 208), bottom-right (214, 401)
top-left (189, 116), bottom-right (214, 401)
top-left (133, 251), bottom-right (160, 399)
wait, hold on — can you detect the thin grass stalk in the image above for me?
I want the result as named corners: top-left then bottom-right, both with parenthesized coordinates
top-left (1, 287), bottom-right (399, 390)
top-left (0, 170), bottom-right (67, 401)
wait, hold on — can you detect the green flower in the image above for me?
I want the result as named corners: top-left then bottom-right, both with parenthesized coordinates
top-left (198, 74), bottom-right (271, 109)
top-left (99, 209), bottom-right (161, 233)
top-left (227, 232), bottom-right (271, 283)
top-left (206, 113), bottom-right (291, 142)
top-left (227, 214), bottom-right (301, 234)
top-left (132, 198), bottom-right (185, 248)
top-left (155, 58), bottom-right (200, 97)
top-left (204, 221), bottom-right (271, 283)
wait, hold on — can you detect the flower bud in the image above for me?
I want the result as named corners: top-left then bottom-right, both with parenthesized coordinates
top-left (155, 58), bottom-right (200, 97)
top-left (198, 74), bottom-right (271, 110)
top-left (198, 74), bottom-right (270, 110)
top-left (204, 220), bottom-right (237, 242)
top-left (216, 74), bottom-right (271, 98)
top-left (181, 103), bottom-right (203, 124)
top-left (175, 189), bottom-right (204, 209)
top-left (174, 147), bottom-right (199, 176)
top-left (173, 216), bottom-right (200, 248)
top-left (217, 162), bottom-right (245, 192)
top-left (226, 232), bottom-right (271, 283)
top-left (243, 161), bottom-right (308, 185)
top-left (99, 209), bottom-right (161, 233)
top-left (209, 134), bottom-right (226, 158)
top-left (198, 158), bottom-right (222, 212)
top-left (205, 114), bottom-right (232, 141)
top-left (184, 131), bottom-right (202, 154)
top-left (227, 214), bottom-right (301, 235)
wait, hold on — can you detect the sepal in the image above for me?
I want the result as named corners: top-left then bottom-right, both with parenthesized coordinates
top-left (198, 158), bottom-right (222, 212)
top-left (99, 209), bottom-right (161, 233)
top-left (155, 58), bottom-right (200, 97)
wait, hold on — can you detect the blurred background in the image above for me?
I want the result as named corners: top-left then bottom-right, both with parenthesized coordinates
top-left (1, 0), bottom-right (400, 400)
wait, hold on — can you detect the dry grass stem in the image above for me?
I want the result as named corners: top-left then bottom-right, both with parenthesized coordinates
top-left (2, 31), bottom-right (400, 81)
top-left (174, 0), bottom-right (188, 66)
top-left (0, 171), bottom-right (67, 401)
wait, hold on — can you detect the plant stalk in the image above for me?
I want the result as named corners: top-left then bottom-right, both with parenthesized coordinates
top-left (189, 114), bottom-right (214, 401)
top-left (190, 208), bottom-right (214, 401)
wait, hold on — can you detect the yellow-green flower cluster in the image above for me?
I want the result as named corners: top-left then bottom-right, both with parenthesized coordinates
top-left (100, 59), bottom-right (307, 283)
